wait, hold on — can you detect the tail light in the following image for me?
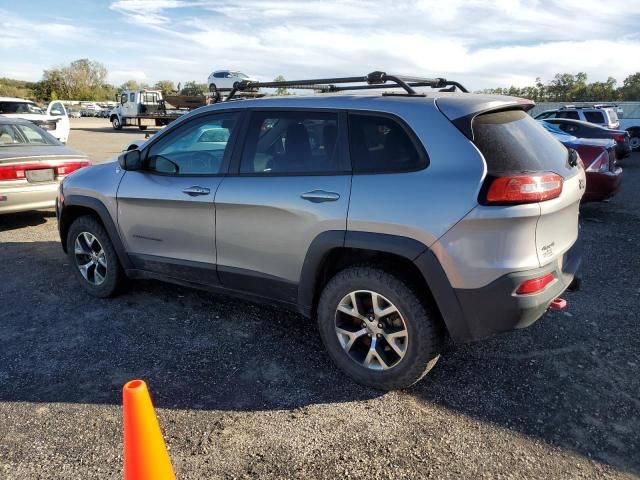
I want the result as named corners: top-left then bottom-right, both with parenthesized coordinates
top-left (612, 133), bottom-right (627, 143)
top-left (485, 173), bottom-right (563, 204)
top-left (0, 160), bottom-right (90, 181)
top-left (516, 273), bottom-right (555, 295)
top-left (586, 151), bottom-right (610, 173)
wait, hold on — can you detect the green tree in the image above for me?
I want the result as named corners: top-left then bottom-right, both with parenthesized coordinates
top-left (154, 80), bottom-right (176, 95)
top-left (620, 72), bottom-right (640, 101)
top-left (273, 75), bottom-right (289, 95)
top-left (120, 80), bottom-right (140, 91)
top-left (180, 81), bottom-right (207, 96)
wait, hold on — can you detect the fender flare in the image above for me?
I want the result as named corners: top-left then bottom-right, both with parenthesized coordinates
top-left (297, 231), bottom-right (470, 341)
top-left (60, 194), bottom-right (133, 270)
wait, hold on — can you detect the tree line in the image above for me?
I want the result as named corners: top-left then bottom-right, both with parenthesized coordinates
top-left (0, 58), bottom-right (209, 102)
top-left (3, 58), bottom-right (639, 103)
top-left (478, 72), bottom-right (640, 102)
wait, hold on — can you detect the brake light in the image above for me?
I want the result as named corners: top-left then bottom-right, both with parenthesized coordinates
top-left (485, 173), bottom-right (563, 204)
top-left (586, 151), bottom-right (609, 173)
top-left (0, 160), bottom-right (90, 181)
top-left (612, 133), bottom-right (627, 143)
top-left (516, 273), bottom-right (555, 295)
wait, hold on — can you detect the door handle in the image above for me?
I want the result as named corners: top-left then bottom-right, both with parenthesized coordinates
top-left (300, 190), bottom-right (340, 203)
top-left (182, 186), bottom-right (211, 196)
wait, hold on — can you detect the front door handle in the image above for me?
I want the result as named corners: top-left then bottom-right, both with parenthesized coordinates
top-left (183, 186), bottom-right (211, 196)
top-left (300, 190), bottom-right (340, 203)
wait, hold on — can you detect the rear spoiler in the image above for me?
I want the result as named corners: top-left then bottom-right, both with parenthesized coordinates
top-left (436, 96), bottom-right (535, 140)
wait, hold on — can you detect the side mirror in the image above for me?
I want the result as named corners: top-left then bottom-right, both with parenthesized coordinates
top-left (118, 149), bottom-right (142, 171)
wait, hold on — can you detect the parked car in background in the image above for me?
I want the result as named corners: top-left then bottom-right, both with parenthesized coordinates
top-left (57, 73), bottom-right (584, 390)
top-left (0, 97), bottom-right (71, 143)
top-left (69, 111), bottom-right (81, 119)
top-left (541, 122), bottom-right (622, 203)
top-left (0, 118), bottom-right (89, 214)
top-left (541, 118), bottom-right (631, 160)
top-left (535, 104), bottom-right (620, 129)
top-left (207, 70), bottom-right (258, 92)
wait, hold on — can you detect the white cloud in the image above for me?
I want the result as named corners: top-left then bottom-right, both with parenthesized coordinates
top-left (2, 1), bottom-right (640, 90)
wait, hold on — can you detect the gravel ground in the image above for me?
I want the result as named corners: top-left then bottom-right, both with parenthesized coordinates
top-left (0, 120), bottom-right (638, 479)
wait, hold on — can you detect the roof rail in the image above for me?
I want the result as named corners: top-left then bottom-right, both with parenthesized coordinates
top-left (560, 103), bottom-right (618, 110)
top-left (225, 71), bottom-right (468, 101)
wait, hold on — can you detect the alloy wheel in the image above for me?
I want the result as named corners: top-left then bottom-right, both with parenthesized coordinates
top-left (334, 290), bottom-right (408, 371)
top-left (74, 231), bottom-right (108, 285)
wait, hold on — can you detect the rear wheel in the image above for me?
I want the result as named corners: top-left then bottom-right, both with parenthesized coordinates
top-left (138, 125), bottom-right (148, 131)
top-left (629, 130), bottom-right (640, 151)
top-left (209, 83), bottom-right (217, 93)
top-left (67, 215), bottom-right (124, 298)
top-left (317, 266), bottom-right (443, 390)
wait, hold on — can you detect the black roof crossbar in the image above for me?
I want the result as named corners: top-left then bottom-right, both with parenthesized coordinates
top-left (226, 71), bottom-right (468, 100)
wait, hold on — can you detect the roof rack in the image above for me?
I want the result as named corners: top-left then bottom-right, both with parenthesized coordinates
top-left (225, 71), bottom-right (468, 101)
top-left (560, 103), bottom-right (618, 110)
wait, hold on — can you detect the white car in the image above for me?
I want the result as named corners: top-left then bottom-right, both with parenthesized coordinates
top-left (0, 97), bottom-right (70, 143)
top-left (207, 70), bottom-right (257, 92)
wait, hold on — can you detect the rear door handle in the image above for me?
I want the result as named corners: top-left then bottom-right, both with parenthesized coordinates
top-left (300, 190), bottom-right (340, 203)
top-left (182, 186), bottom-right (211, 196)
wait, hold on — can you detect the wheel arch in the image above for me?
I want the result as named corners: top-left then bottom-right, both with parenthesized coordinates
top-left (298, 230), bottom-right (474, 343)
top-left (59, 195), bottom-right (133, 270)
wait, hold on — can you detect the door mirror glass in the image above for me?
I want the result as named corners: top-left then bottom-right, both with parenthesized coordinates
top-left (118, 149), bottom-right (142, 171)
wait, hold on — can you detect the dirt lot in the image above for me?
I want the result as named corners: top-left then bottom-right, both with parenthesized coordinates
top-left (0, 119), bottom-right (639, 479)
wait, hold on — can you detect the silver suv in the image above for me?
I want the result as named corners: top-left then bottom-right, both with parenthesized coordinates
top-left (535, 104), bottom-right (620, 129)
top-left (56, 72), bottom-right (585, 390)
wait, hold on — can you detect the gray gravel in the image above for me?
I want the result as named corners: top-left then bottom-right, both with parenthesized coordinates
top-left (0, 121), bottom-right (638, 479)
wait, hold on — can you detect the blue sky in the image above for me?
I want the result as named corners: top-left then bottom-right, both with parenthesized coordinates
top-left (1, 0), bottom-right (639, 90)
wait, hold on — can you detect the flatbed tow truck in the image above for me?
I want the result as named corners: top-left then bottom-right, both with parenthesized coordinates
top-left (109, 89), bottom-right (263, 130)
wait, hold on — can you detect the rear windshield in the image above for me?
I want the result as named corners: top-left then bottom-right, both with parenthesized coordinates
top-left (472, 110), bottom-right (570, 176)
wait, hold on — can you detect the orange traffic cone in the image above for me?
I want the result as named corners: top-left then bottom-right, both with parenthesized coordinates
top-left (122, 379), bottom-right (176, 480)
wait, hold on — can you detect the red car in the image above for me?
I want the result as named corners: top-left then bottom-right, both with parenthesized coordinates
top-left (573, 140), bottom-right (622, 202)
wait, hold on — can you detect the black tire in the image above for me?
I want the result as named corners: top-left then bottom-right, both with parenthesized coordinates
top-left (66, 215), bottom-right (124, 298)
top-left (111, 116), bottom-right (122, 130)
top-left (209, 83), bottom-right (217, 93)
top-left (138, 125), bottom-right (148, 131)
top-left (317, 266), bottom-right (444, 390)
top-left (629, 130), bottom-right (640, 152)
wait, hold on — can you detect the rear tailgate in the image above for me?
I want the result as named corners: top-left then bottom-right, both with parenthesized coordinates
top-left (469, 108), bottom-right (585, 268)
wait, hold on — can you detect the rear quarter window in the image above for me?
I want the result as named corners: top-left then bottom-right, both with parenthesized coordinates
top-left (472, 110), bottom-right (571, 176)
top-left (583, 111), bottom-right (605, 123)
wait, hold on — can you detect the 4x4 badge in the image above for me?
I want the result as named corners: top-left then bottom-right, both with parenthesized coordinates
top-left (579, 179), bottom-right (586, 190)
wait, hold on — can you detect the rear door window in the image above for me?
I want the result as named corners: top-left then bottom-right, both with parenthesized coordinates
top-left (556, 111), bottom-right (580, 120)
top-left (472, 110), bottom-right (572, 176)
top-left (583, 111), bottom-right (605, 123)
top-left (240, 111), bottom-right (343, 174)
top-left (347, 113), bottom-right (427, 173)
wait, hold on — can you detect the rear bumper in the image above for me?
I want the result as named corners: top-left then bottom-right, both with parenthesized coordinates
top-left (0, 182), bottom-right (58, 214)
top-left (583, 168), bottom-right (623, 203)
top-left (415, 237), bottom-right (582, 343)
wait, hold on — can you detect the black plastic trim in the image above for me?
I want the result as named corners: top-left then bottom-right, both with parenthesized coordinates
top-left (218, 265), bottom-right (298, 303)
top-left (60, 194), bottom-right (133, 270)
top-left (297, 230), bottom-right (347, 310)
top-left (129, 253), bottom-right (220, 285)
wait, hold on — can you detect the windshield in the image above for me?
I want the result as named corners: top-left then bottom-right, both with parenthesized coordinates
top-left (0, 101), bottom-right (45, 115)
top-left (0, 122), bottom-right (59, 146)
top-left (233, 72), bottom-right (249, 79)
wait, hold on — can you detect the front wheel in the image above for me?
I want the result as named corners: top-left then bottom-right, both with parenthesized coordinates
top-left (317, 266), bottom-right (443, 390)
top-left (111, 116), bottom-right (122, 130)
top-left (67, 215), bottom-right (124, 298)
